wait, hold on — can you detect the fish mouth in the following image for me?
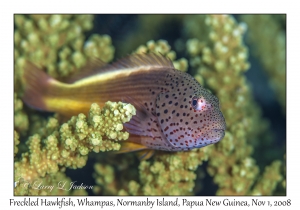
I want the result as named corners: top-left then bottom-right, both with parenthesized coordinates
top-left (204, 129), bottom-right (225, 142)
top-left (193, 129), bottom-right (225, 148)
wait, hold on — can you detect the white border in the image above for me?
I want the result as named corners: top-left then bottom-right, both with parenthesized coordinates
top-left (1, 0), bottom-right (298, 209)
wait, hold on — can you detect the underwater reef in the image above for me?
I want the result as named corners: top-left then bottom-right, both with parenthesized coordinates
top-left (14, 14), bottom-right (286, 195)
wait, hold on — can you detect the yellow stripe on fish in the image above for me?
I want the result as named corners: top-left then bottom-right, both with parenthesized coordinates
top-left (22, 54), bottom-right (226, 159)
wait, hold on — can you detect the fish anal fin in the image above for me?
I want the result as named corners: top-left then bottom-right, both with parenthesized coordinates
top-left (114, 141), bottom-right (148, 154)
top-left (114, 141), bottom-right (155, 160)
top-left (136, 149), bottom-right (155, 160)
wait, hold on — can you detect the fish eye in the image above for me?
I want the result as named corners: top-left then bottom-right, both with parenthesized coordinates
top-left (191, 96), bottom-right (211, 111)
top-left (192, 96), bottom-right (198, 109)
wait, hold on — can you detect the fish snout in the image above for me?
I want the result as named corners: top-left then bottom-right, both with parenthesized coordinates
top-left (214, 112), bottom-right (226, 131)
top-left (206, 128), bottom-right (225, 143)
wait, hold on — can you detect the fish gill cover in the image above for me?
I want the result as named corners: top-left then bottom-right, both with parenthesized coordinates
top-left (14, 14), bottom-right (286, 196)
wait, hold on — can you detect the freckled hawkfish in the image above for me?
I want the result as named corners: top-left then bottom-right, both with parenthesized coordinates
top-left (22, 54), bottom-right (226, 159)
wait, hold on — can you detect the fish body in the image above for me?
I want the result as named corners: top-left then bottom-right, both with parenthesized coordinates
top-left (22, 54), bottom-right (226, 156)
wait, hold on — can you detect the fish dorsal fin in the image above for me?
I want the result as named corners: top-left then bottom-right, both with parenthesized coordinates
top-left (68, 53), bottom-right (175, 83)
top-left (66, 57), bottom-right (108, 83)
top-left (110, 53), bottom-right (175, 71)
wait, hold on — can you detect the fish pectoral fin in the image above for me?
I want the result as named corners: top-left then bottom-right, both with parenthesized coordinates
top-left (123, 96), bottom-right (156, 137)
top-left (136, 149), bottom-right (155, 160)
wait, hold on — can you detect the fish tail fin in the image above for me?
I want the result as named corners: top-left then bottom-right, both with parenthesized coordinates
top-left (21, 62), bottom-right (63, 112)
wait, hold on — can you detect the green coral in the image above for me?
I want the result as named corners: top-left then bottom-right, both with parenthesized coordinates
top-left (250, 160), bottom-right (282, 195)
top-left (184, 14), bottom-right (283, 195)
top-left (14, 171), bottom-right (88, 196)
top-left (14, 131), bottom-right (20, 157)
top-left (14, 102), bottom-right (135, 195)
top-left (14, 14), bottom-right (114, 95)
top-left (241, 15), bottom-right (286, 111)
top-left (14, 93), bottom-right (29, 135)
top-left (135, 39), bottom-right (188, 72)
top-left (14, 14), bottom-right (285, 196)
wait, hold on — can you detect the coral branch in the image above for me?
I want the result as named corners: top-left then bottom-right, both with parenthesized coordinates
top-left (14, 102), bottom-right (135, 195)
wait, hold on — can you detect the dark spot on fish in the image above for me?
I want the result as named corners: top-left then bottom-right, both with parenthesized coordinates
top-left (169, 101), bottom-right (172, 104)
top-left (164, 109), bottom-right (168, 114)
top-left (180, 105), bottom-right (183, 108)
top-left (172, 110), bottom-right (175, 114)
top-left (161, 119), bottom-right (164, 124)
top-left (152, 91), bottom-right (155, 95)
top-left (175, 102), bottom-right (178, 106)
